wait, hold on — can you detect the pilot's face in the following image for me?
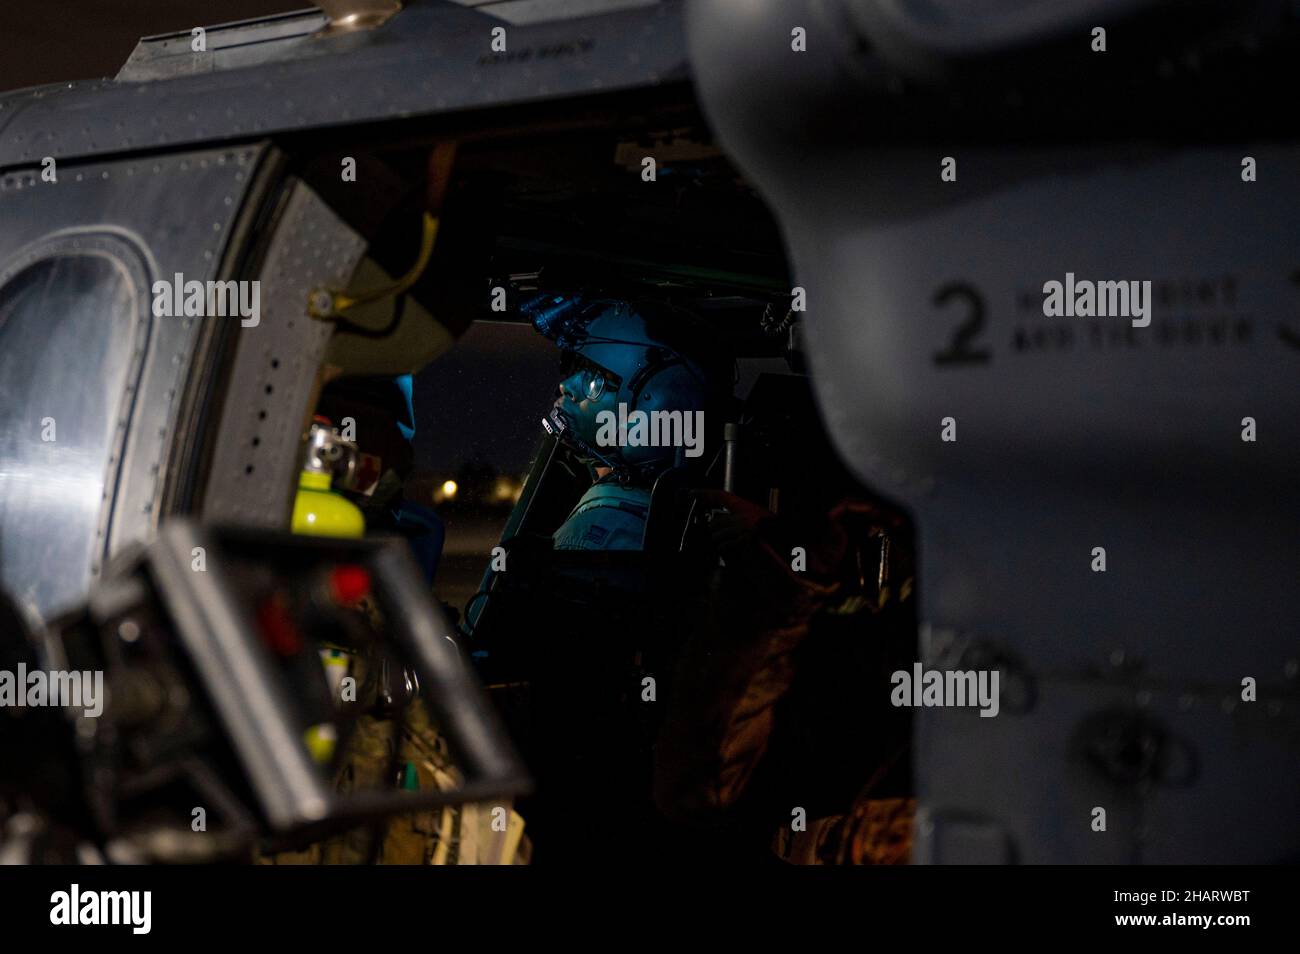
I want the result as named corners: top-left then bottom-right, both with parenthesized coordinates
top-left (555, 353), bottom-right (619, 414)
top-left (554, 351), bottom-right (621, 448)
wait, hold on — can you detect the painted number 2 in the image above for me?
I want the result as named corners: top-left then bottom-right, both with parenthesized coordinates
top-left (932, 282), bottom-right (991, 366)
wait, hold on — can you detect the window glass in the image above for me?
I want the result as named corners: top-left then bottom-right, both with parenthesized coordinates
top-left (0, 254), bottom-right (141, 619)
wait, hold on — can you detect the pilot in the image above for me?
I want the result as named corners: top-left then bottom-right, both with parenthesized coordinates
top-left (528, 296), bottom-right (721, 551)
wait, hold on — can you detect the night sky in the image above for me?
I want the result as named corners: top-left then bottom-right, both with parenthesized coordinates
top-left (413, 321), bottom-right (561, 478)
top-left (1, 1), bottom-right (302, 92)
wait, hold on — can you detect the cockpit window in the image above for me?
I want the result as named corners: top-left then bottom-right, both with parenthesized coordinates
top-left (0, 253), bottom-right (143, 620)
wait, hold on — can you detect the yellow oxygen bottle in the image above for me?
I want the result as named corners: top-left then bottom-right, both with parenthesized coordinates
top-left (292, 416), bottom-right (366, 539)
top-left (293, 416), bottom-right (364, 764)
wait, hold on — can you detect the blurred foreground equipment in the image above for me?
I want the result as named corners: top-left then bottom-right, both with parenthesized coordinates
top-left (0, 521), bottom-right (528, 864)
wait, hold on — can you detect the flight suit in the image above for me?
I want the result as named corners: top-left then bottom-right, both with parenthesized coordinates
top-left (551, 480), bottom-right (651, 551)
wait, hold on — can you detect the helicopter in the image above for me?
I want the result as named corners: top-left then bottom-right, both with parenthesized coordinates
top-left (0, 0), bottom-right (1296, 865)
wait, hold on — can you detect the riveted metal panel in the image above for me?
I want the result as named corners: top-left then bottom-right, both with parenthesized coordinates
top-left (0, 144), bottom-right (267, 619)
top-left (201, 180), bottom-right (368, 528)
top-left (0, 1), bottom-right (687, 168)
